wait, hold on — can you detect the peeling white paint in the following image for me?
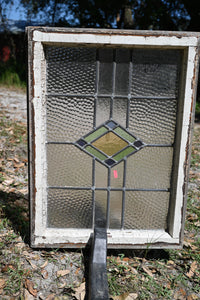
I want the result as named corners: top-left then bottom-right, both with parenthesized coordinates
top-left (28, 28), bottom-right (199, 248)
top-left (171, 46), bottom-right (197, 238)
top-left (33, 41), bottom-right (47, 237)
top-left (33, 31), bottom-right (199, 47)
top-left (33, 229), bottom-right (179, 248)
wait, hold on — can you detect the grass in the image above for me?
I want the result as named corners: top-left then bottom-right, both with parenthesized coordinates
top-left (3, 259), bottom-right (31, 295)
top-left (0, 60), bottom-right (26, 90)
top-left (0, 207), bottom-right (31, 296)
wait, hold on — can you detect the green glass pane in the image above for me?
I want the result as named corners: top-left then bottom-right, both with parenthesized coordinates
top-left (113, 146), bottom-right (136, 161)
top-left (92, 132), bottom-right (128, 156)
top-left (85, 126), bottom-right (108, 142)
top-left (85, 146), bottom-right (107, 160)
top-left (114, 127), bottom-right (136, 143)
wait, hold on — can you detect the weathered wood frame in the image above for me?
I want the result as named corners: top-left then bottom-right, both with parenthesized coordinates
top-left (27, 27), bottom-right (200, 248)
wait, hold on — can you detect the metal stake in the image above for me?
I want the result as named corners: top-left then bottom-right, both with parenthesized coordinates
top-left (89, 227), bottom-right (109, 300)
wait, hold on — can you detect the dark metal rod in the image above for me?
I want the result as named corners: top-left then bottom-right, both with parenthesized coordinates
top-left (126, 50), bottom-right (132, 129)
top-left (92, 158), bottom-right (96, 229)
top-left (46, 93), bottom-right (176, 100)
top-left (94, 49), bottom-right (100, 128)
top-left (46, 141), bottom-right (173, 147)
top-left (47, 186), bottom-right (170, 192)
top-left (89, 227), bottom-right (109, 300)
top-left (106, 168), bottom-right (111, 228)
top-left (121, 159), bottom-right (127, 229)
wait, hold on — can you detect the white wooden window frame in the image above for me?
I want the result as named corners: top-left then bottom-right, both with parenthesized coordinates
top-left (27, 28), bottom-right (200, 248)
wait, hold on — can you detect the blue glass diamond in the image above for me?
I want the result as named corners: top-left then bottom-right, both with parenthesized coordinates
top-left (106, 121), bottom-right (117, 129)
top-left (77, 139), bottom-right (87, 147)
top-left (134, 140), bottom-right (143, 148)
top-left (105, 158), bottom-right (116, 166)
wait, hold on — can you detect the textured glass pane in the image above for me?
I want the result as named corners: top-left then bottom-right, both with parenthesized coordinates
top-left (46, 46), bottom-right (96, 94)
top-left (47, 189), bottom-right (93, 228)
top-left (98, 49), bottom-right (113, 94)
top-left (131, 49), bottom-right (181, 97)
top-left (92, 132), bottom-right (128, 156)
top-left (95, 161), bottom-right (108, 188)
top-left (124, 191), bottom-right (169, 229)
top-left (95, 190), bottom-right (107, 227)
top-left (109, 191), bottom-right (122, 229)
top-left (129, 98), bottom-right (177, 144)
top-left (47, 96), bottom-right (94, 142)
top-left (115, 49), bottom-right (130, 95)
top-left (96, 98), bottom-right (110, 126)
top-left (110, 162), bottom-right (124, 188)
top-left (126, 147), bottom-right (173, 189)
top-left (113, 98), bottom-right (128, 128)
top-left (47, 145), bottom-right (92, 187)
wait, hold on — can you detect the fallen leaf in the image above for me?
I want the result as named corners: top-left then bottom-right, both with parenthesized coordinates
top-left (111, 294), bottom-right (128, 300)
top-left (187, 214), bottom-right (198, 221)
top-left (186, 261), bottom-right (197, 278)
top-left (3, 179), bottom-right (14, 186)
top-left (40, 260), bottom-right (48, 268)
top-left (190, 244), bottom-right (198, 251)
top-left (19, 188), bottom-right (28, 194)
top-left (58, 282), bottom-right (66, 289)
top-left (129, 266), bottom-right (138, 275)
top-left (111, 293), bottom-right (138, 300)
top-left (24, 288), bottom-right (35, 300)
top-left (14, 162), bottom-right (24, 168)
top-left (73, 282), bottom-right (85, 300)
top-left (142, 266), bottom-right (154, 277)
top-left (167, 260), bottom-right (175, 265)
top-left (174, 290), bottom-right (186, 300)
top-left (13, 157), bottom-right (20, 163)
top-left (41, 269), bottom-right (48, 279)
top-left (179, 288), bottom-right (187, 297)
top-left (0, 279), bottom-right (6, 289)
top-left (22, 250), bottom-right (30, 256)
top-left (56, 269), bottom-right (70, 277)
top-left (123, 257), bottom-right (129, 262)
top-left (7, 157), bottom-right (14, 161)
top-left (46, 294), bottom-right (56, 300)
top-left (114, 267), bottom-right (119, 273)
top-left (27, 259), bottom-right (37, 270)
top-left (187, 294), bottom-right (199, 300)
top-left (75, 267), bottom-right (80, 275)
top-left (164, 282), bottom-right (171, 289)
top-left (194, 221), bottom-right (200, 227)
top-left (25, 279), bottom-right (37, 297)
top-left (15, 242), bottom-right (26, 249)
top-left (125, 293), bottom-right (138, 300)
top-left (1, 264), bottom-right (15, 272)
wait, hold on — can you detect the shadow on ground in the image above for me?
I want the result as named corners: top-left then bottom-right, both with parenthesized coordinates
top-left (0, 190), bottom-right (29, 244)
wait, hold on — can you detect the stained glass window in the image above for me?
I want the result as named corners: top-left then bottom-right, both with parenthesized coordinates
top-left (45, 46), bottom-right (181, 231)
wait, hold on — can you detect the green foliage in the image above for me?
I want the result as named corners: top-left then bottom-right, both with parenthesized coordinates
top-left (0, 60), bottom-right (26, 89)
top-left (0, 0), bottom-right (194, 30)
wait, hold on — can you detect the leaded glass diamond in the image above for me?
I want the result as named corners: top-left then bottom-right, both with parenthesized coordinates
top-left (75, 120), bottom-right (144, 167)
top-left (92, 132), bottom-right (128, 156)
